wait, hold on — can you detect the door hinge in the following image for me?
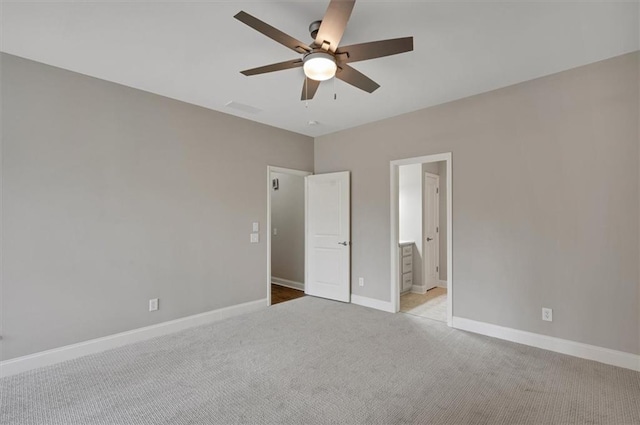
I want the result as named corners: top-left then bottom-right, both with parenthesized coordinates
top-left (436, 227), bottom-right (439, 233)
top-left (436, 266), bottom-right (439, 272)
top-left (436, 188), bottom-right (439, 194)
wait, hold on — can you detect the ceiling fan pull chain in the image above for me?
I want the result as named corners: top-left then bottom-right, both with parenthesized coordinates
top-left (334, 76), bottom-right (337, 100)
top-left (305, 78), bottom-right (309, 108)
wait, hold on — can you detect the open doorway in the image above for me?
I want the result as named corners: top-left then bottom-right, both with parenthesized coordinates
top-left (390, 153), bottom-right (452, 325)
top-left (267, 166), bottom-right (312, 305)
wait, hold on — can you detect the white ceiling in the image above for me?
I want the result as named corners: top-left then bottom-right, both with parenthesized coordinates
top-left (1, 1), bottom-right (638, 137)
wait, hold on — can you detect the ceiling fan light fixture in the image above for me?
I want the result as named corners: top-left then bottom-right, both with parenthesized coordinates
top-left (303, 52), bottom-right (337, 81)
top-left (234, 1), bottom-right (414, 100)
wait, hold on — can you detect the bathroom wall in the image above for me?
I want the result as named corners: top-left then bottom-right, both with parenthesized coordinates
top-left (399, 163), bottom-right (423, 287)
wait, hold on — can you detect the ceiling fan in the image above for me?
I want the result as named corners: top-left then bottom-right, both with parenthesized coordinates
top-left (234, 0), bottom-right (414, 101)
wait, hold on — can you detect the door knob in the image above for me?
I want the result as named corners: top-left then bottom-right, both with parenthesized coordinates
top-left (426, 237), bottom-right (433, 242)
top-left (338, 241), bottom-right (349, 246)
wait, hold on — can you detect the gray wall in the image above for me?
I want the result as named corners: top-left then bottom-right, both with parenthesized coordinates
top-left (422, 162), bottom-right (439, 175)
top-left (270, 172), bottom-right (305, 284)
top-left (0, 54), bottom-right (314, 360)
top-left (316, 52), bottom-right (639, 355)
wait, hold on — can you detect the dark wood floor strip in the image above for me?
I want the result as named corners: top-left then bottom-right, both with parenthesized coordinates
top-left (271, 284), bottom-right (305, 305)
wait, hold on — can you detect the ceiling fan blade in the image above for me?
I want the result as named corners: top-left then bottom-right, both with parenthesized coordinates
top-left (301, 78), bottom-right (321, 101)
top-left (314, 0), bottom-right (356, 52)
top-left (234, 11), bottom-right (311, 54)
top-left (241, 59), bottom-right (303, 76)
top-left (335, 64), bottom-right (379, 93)
top-left (336, 37), bottom-right (413, 63)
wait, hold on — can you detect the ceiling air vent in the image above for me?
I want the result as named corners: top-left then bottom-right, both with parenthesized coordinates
top-left (225, 101), bottom-right (262, 114)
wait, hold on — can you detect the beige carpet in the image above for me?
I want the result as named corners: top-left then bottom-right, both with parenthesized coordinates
top-left (401, 287), bottom-right (447, 322)
top-left (2, 296), bottom-right (639, 424)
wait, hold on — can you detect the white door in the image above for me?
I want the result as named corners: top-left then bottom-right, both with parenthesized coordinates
top-left (305, 172), bottom-right (350, 302)
top-left (423, 173), bottom-right (439, 290)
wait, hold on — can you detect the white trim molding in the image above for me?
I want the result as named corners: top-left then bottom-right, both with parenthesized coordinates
top-left (452, 316), bottom-right (640, 372)
top-left (0, 298), bottom-right (268, 378)
top-left (351, 294), bottom-right (394, 313)
top-left (410, 285), bottom-right (427, 294)
top-left (271, 277), bottom-right (304, 291)
top-left (438, 280), bottom-right (448, 288)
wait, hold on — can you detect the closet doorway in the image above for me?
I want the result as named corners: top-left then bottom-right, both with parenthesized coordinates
top-left (266, 166), bottom-right (312, 305)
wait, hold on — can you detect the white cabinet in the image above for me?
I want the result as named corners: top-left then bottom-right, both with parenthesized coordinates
top-left (399, 242), bottom-right (414, 293)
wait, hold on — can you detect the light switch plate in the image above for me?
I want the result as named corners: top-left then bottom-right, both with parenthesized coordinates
top-left (250, 233), bottom-right (259, 243)
top-left (252, 222), bottom-right (259, 232)
top-left (149, 298), bottom-right (159, 312)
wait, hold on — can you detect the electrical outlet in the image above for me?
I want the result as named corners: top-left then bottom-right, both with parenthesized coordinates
top-left (358, 277), bottom-right (364, 287)
top-left (250, 233), bottom-right (259, 243)
top-left (542, 307), bottom-right (552, 322)
top-left (149, 298), bottom-right (159, 312)
top-left (273, 228), bottom-right (278, 235)
top-left (252, 222), bottom-right (259, 232)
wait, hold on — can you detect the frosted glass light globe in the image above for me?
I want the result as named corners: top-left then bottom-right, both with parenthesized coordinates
top-left (303, 52), bottom-right (337, 81)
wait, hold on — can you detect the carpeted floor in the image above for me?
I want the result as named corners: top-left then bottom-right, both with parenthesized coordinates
top-left (1, 297), bottom-right (639, 424)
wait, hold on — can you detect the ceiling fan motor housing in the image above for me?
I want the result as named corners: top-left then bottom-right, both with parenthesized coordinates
top-left (309, 20), bottom-right (322, 40)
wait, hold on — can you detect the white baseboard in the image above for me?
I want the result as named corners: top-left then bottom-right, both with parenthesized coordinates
top-left (452, 316), bottom-right (640, 372)
top-left (410, 285), bottom-right (445, 294)
top-left (410, 285), bottom-right (427, 294)
top-left (0, 298), bottom-right (268, 378)
top-left (438, 280), bottom-right (447, 288)
top-left (271, 277), bottom-right (304, 291)
top-left (351, 294), bottom-right (395, 313)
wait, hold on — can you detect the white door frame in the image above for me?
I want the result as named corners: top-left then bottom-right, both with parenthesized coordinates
top-left (390, 153), bottom-right (453, 326)
top-left (267, 166), bottom-right (313, 306)
top-left (423, 172), bottom-right (440, 292)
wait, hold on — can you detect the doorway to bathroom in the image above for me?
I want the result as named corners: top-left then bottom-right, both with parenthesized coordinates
top-left (391, 153), bottom-right (452, 324)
